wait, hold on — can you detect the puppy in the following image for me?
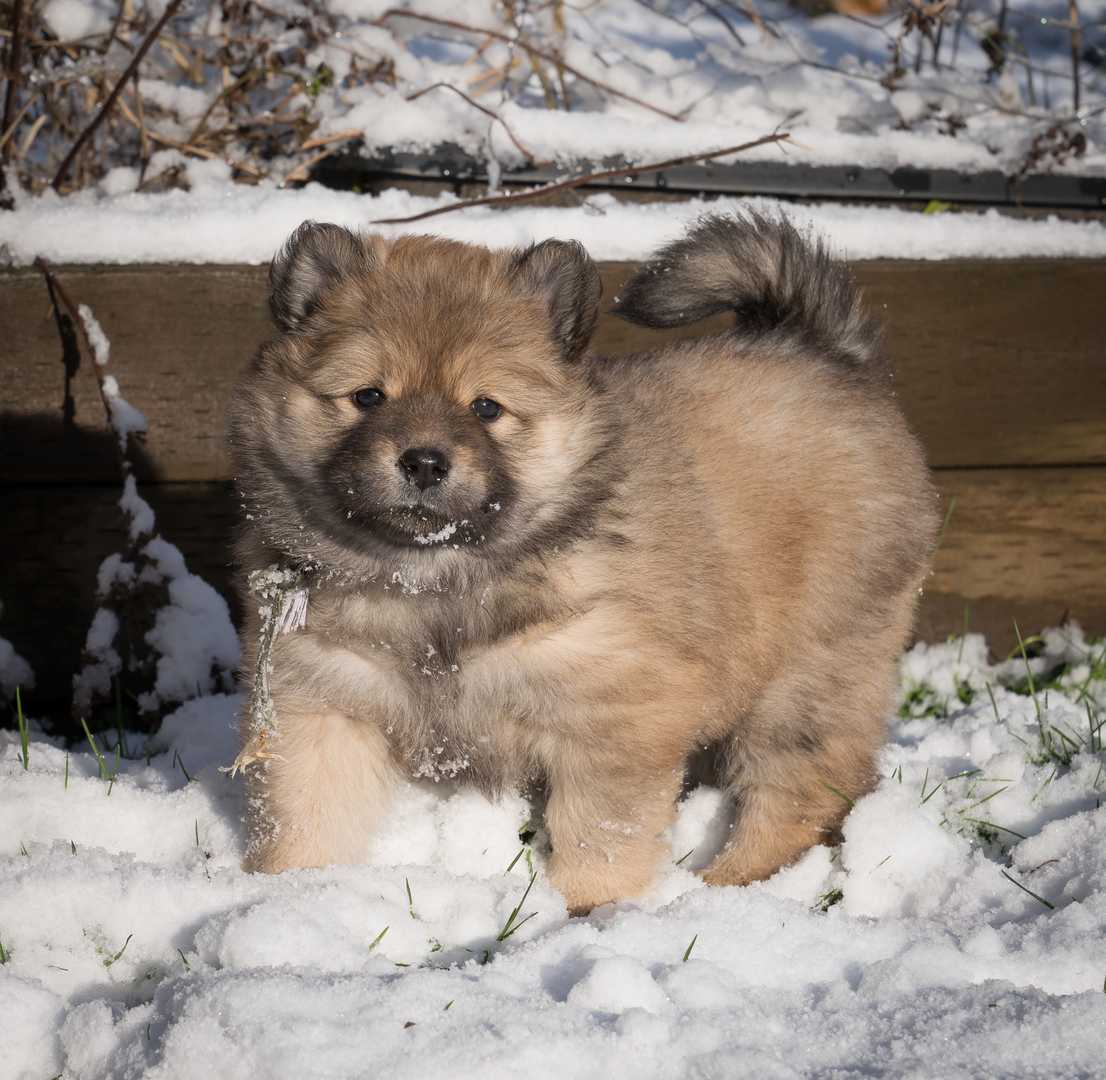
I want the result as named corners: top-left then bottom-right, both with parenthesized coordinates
top-left (226, 213), bottom-right (937, 914)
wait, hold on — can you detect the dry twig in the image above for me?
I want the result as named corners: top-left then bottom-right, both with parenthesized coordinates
top-left (371, 132), bottom-right (795, 225)
top-left (51, 0), bottom-right (187, 190)
top-left (375, 9), bottom-right (685, 122)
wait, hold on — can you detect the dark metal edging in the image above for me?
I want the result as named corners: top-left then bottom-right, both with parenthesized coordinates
top-left (314, 142), bottom-right (1106, 210)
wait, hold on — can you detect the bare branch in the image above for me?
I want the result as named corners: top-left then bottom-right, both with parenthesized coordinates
top-left (371, 132), bottom-right (795, 225)
top-left (1, 0), bottom-right (25, 170)
top-left (51, 0), bottom-right (187, 191)
top-left (376, 10), bottom-right (685, 122)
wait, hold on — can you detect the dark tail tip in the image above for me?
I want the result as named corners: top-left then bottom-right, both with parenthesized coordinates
top-left (612, 212), bottom-right (882, 368)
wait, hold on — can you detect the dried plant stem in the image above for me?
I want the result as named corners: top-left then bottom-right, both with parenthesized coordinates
top-left (0, 88), bottom-right (41, 155)
top-left (376, 10), bottom-right (685, 122)
top-left (148, 132), bottom-right (218, 159)
top-left (697, 0), bottom-right (747, 45)
top-left (406, 82), bottom-right (548, 166)
top-left (298, 127), bottom-right (364, 152)
top-left (1, 0), bottom-right (25, 169)
top-left (281, 148), bottom-right (331, 184)
top-left (186, 66), bottom-right (303, 145)
top-left (1069, 0), bottom-right (1080, 112)
top-left (34, 257), bottom-right (129, 478)
top-left (371, 132), bottom-right (794, 225)
top-left (102, 0), bottom-right (127, 57)
top-left (52, 0), bottom-right (186, 190)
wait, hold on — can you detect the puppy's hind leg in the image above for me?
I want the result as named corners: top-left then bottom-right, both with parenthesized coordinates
top-left (242, 704), bottom-right (399, 874)
top-left (701, 656), bottom-right (891, 886)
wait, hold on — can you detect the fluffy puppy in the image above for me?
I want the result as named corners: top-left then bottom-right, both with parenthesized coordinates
top-left (226, 213), bottom-right (937, 914)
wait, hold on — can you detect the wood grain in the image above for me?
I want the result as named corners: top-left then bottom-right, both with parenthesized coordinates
top-left (3, 260), bottom-right (1104, 479)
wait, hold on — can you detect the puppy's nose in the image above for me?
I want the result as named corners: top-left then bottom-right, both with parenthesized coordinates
top-left (399, 447), bottom-right (450, 490)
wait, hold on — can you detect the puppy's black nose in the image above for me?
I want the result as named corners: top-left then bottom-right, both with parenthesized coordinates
top-left (399, 447), bottom-right (450, 490)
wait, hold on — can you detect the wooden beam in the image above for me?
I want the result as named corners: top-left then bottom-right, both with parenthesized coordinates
top-left (4, 259), bottom-right (1104, 480)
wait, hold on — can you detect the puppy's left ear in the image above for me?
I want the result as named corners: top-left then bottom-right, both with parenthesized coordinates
top-left (269, 221), bottom-right (367, 332)
top-left (511, 239), bottom-right (602, 363)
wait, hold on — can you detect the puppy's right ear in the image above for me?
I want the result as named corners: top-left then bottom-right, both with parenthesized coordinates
top-left (510, 239), bottom-right (602, 363)
top-left (268, 221), bottom-right (366, 332)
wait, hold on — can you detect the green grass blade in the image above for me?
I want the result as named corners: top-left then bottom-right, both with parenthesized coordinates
top-left (1014, 619), bottom-right (1041, 722)
top-left (961, 817), bottom-right (1026, 839)
top-left (817, 780), bottom-right (854, 809)
top-left (1000, 870), bottom-right (1055, 910)
top-left (80, 718), bottom-right (108, 779)
top-left (496, 870), bottom-right (538, 942)
top-left (957, 604), bottom-right (969, 664)
top-left (103, 933), bottom-right (133, 967)
top-left (15, 686), bottom-right (28, 770)
top-left (682, 934), bottom-right (698, 963)
top-left (934, 495), bottom-right (956, 551)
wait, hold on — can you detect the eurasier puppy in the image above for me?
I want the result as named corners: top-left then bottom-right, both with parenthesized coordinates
top-left (227, 213), bottom-right (937, 914)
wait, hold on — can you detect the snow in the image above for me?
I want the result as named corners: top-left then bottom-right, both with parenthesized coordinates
top-left (2, 183), bottom-right (1105, 267)
top-left (0, 601), bottom-right (35, 698)
top-left (3, 625), bottom-right (1106, 1078)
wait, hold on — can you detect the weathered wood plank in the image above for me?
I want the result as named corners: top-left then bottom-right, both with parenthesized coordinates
top-left (3, 259), bottom-right (1105, 481)
top-left (922, 467), bottom-right (1106, 655)
top-left (856, 261), bottom-right (1106, 470)
top-left (931, 468), bottom-right (1106, 605)
top-left (1, 265), bottom-right (270, 482)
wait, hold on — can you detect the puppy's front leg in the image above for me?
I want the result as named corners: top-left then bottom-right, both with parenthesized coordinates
top-left (242, 703), bottom-right (399, 874)
top-left (543, 748), bottom-right (685, 915)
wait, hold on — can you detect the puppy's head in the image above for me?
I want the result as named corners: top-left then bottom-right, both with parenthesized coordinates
top-left (230, 223), bottom-right (608, 581)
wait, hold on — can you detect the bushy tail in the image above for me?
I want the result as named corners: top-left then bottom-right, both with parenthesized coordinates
top-left (612, 213), bottom-right (881, 368)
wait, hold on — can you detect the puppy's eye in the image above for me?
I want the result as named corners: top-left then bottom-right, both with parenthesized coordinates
top-left (353, 387), bottom-right (385, 408)
top-left (471, 397), bottom-right (502, 421)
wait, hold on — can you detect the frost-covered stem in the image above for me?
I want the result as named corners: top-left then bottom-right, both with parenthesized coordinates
top-left (372, 133), bottom-right (795, 225)
top-left (51, 0), bottom-right (186, 191)
top-left (34, 257), bottom-right (129, 477)
top-left (1069, 0), bottom-right (1080, 112)
top-left (375, 9), bottom-right (686, 122)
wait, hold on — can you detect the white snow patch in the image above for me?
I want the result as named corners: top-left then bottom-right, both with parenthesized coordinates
top-left (4, 623), bottom-right (1106, 1076)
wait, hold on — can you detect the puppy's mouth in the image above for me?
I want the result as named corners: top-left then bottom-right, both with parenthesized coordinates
top-left (335, 495), bottom-right (492, 551)
top-left (378, 506), bottom-right (485, 549)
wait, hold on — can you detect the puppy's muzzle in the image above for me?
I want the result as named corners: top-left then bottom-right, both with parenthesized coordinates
top-left (399, 447), bottom-right (450, 491)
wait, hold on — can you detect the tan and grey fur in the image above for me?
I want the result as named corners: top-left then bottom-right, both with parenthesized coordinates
top-left (227, 213), bottom-right (938, 914)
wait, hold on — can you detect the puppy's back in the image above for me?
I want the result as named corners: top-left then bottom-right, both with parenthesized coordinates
top-left (594, 213), bottom-right (937, 668)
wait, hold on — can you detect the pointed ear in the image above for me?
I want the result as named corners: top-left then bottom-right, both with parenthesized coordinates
top-left (510, 239), bottom-right (602, 363)
top-left (268, 221), bottom-right (367, 332)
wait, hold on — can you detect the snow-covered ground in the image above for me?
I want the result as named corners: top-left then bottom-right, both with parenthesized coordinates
top-left (3, 625), bottom-right (1106, 1079)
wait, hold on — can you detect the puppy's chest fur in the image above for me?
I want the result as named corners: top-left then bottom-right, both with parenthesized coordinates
top-left (274, 565), bottom-right (589, 787)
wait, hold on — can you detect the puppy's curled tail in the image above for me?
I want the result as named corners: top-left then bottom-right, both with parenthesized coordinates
top-left (613, 213), bottom-right (881, 368)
